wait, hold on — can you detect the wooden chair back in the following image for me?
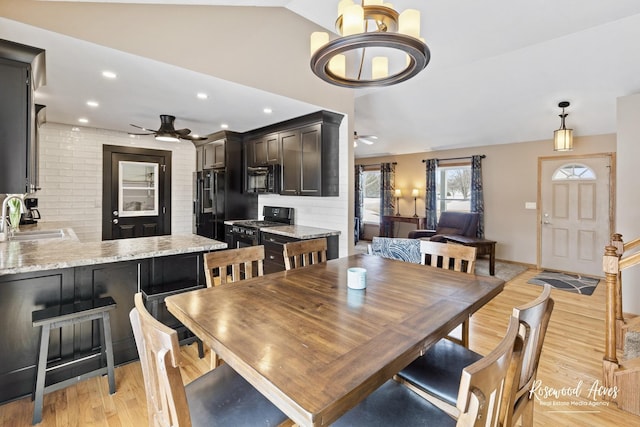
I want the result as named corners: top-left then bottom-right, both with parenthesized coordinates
top-left (505, 284), bottom-right (554, 426)
top-left (203, 246), bottom-right (265, 287)
top-left (420, 240), bottom-right (477, 274)
top-left (456, 315), bottom-right (523, 427)
top-left (129, 293), bottom-right (191, 427)
top-left (283, 238), bottom-right (327, 270)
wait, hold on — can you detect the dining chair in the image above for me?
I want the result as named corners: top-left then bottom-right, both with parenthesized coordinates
top-left (203, 245), bottom-right (265, 287)
top-left (333, 315), bottom-right (523, 427)
top-left (282, 237), bottom-right (327, 270)
top-left (129, 293), bottom-right (289, 427)
top-left (368, 236), bottom-right (422, 264)
top-left (396, 284), bottom-right (554, 426)
top-left (420, 239), bottom-right (477, 348)
top-left (203, 246), bottom-right (265, 368)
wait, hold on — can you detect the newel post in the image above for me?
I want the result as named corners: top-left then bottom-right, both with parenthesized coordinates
top-left (602, 245), bottom-right (620, 393)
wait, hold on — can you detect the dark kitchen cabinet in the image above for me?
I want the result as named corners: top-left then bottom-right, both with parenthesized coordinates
top-left (0, 251), bottom-right (208, 404)
top-left (261, 231), bottom-right (339, 274)
top-left (243, 110), bottom-right (343, 197)
top-left (246, 132), bottom-right (280, 167)
top-left (0, 40), bottom-right (46, 194)
top-left (197, 138), bottom-right (225, 171)
top-left (281, 124), bottom-right (323, 196)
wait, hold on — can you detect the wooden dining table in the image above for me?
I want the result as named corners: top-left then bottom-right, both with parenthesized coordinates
top-left (165, 254), bottom-right (504, 426)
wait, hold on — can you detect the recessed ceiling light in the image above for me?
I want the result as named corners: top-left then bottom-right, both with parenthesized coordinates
top-left (78, 118), bottom-right (89, 123)
top-left (102, 70), bottom-right (117, 79)
top-left (197, 93), bottom-right (208, 100)
top-left (220, 123), bottom-right (229, 129)
top-left (263, 107), bottom-right (272, 114)
top-left (86, 100), bottom-right (99, 107)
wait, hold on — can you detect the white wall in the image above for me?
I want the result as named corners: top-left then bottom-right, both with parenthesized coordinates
top-left (616, 92), bottom-right (640, 315)
top-left (36, 122), bottom-right (195, 242)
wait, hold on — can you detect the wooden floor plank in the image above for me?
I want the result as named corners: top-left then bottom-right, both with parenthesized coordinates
top-left (1, 267), bottom-right (639, 426)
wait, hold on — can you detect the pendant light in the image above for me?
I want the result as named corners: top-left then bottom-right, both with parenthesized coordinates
top-left (554, 101), bottom-right (573, 151)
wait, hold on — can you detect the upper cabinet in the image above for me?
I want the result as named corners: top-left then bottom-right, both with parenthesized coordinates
top-left (0, 39), bottom-right (46, 194)
top-left (246, 132), bottom-right (280, 167)
top-left (196, 138), bottom-right (226, 171)
top-left (243, 111), bottom-right (343, 197)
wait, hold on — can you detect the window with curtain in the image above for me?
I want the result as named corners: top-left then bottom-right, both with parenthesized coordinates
top-left (436, 161), bottom-right (472, 215)
top-left (362, 169), bottom-right (381, 224)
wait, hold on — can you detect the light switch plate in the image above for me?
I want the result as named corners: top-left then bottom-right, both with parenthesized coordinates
top-left (525, 202), bottom-right (537, 210)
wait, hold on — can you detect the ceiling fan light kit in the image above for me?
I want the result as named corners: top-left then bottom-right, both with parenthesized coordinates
top-left (129, 114), bottom-right (208, 142)
top-left (310, 0), bottom-right (430, 88)
top-left (553, 101), bottom-right (574, 151)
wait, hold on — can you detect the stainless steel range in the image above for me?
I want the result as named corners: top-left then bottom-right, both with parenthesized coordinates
top-left (228, 206), bottom-right (294, 248)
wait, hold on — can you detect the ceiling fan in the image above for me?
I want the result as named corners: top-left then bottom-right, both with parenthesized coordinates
top-left (129, 114), bottom-right (209, 142)
top-left (354, 131), bottom-right (378, 147)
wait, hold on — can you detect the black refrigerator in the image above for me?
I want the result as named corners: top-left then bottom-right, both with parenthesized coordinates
top-left (192, 132), bottom-right (258, 241)
top-left (194, 169), bottom-right (226, 240)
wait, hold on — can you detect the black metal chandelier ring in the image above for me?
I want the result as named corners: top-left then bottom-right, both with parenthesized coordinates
top-left (310, 32), bottom-right (430, 88)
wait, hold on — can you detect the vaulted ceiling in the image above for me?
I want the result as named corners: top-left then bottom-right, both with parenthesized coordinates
top-left (2, 1), bottom-right (640, 158)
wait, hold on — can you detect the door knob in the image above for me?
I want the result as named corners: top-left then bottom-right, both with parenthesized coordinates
top-left (113, 218), bottom-right (119, 224)
top-left (543, 220), bottom-right (551, 224)
top-left (113, 210), bottom-right (119, 217)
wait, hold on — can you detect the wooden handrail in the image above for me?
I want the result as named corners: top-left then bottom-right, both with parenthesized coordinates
top-left (619, 250), bottom-right (640, 271)
top-left (603, 246), bottom-right (619, 364)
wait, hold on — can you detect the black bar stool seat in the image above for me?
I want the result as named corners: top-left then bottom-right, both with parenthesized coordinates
top-left (31, 296), bottom-right (117, 425)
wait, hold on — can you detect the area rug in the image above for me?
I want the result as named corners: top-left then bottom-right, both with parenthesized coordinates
top-left (475, 259), bottom-right (527, 282)
top-left (527, 270), bottom-right (600, 295)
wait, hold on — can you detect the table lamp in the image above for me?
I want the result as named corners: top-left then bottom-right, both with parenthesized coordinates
top-left (412, 188), bottom-right (419, 217)
top-left (394, 189), bottom-right (402, 216)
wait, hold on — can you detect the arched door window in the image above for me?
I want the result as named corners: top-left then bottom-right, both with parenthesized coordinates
top-left (551, 163), bottom-right (596, 181)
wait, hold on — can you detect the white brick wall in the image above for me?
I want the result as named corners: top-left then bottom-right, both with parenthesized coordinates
top-left (36, 123), bottom-right (195, 242)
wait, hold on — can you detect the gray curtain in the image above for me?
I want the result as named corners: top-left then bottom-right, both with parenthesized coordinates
top-left (354, 164), bottom-right (364, 242)
top-left (470, 155), bottom-right (484, 238)
top-left (424, 159), bottom-right (438, 230)
top-left (380, 163), bottom-right (396, 237)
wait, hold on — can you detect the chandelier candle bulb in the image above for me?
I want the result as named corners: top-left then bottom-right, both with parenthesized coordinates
top-left (310, 32), bottom-right (329, 55)
top-left (372, 57), bottom-right (389, 79)
top-left (329, 54), bottom-right (346, 78)
top-left (338, 0), bottom-right (354, 16)
top-left (364, 0), bottom-right (383, 5)
top-left (399, 9), bottom-right (421, 38)
top-left (383, 2), bottom-right (394, 9)
top-left (343, 4), bottom-right (364, 36)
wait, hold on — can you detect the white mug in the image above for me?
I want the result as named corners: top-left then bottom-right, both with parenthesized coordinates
top-left (347, 267), bottom-right (367, 289)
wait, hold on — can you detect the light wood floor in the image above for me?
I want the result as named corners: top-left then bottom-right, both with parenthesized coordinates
top-left (2, 268), bottom-right (639, 426)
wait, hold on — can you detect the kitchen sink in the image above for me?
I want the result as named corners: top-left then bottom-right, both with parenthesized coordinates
top-left (9, 229), bottom-right (65, 241)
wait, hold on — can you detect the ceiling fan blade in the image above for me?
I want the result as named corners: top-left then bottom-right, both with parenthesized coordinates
top-left (360, 138), bottom-right (375, 145)
top-left (175, 128), bottom-right (191, 136)
top-left (180, 134), bottom-right (208, 141)
top-left (128, 131), bottom-right (154, 136)
top-left (130, 123), bottom-right (157, 132)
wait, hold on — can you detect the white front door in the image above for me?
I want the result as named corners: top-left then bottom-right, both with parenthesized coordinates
top-left (539, 154), bottom-right (613, 277)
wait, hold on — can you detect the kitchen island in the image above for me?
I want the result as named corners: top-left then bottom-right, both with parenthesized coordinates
top-left (0, 225), bottom-right (226, 404)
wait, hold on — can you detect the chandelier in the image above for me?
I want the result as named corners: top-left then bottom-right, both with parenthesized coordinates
top-left (310, 0), bottom-right (430, 88)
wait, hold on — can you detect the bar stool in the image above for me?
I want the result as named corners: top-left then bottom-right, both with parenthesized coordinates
top-left (31, 297), bottom-right (117, 425)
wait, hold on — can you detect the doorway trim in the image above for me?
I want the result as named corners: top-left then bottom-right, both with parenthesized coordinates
top-left (536, 152), bottom-right (616, 271)
top-left (102, 145), bottom-right (172, 240)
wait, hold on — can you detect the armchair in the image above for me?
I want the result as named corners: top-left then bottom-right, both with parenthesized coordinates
top-left (408, 211), bottom-right (479, 242)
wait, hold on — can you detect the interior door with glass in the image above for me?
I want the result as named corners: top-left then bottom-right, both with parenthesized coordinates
top-left (102, 146), bottom-right (171, 240)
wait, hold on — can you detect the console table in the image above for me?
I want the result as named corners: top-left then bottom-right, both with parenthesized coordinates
top-left (382, 215), bottom-right (426, 238)
top-left (442, 235), bottom-right (497, 276)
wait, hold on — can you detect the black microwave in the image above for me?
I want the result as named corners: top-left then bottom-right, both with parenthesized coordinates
top-left (246, 165), bottom-right (280, 193)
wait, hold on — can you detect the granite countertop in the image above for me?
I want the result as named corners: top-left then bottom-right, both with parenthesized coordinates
top-left (223, 220), bottom-right (341, 240)
top-left (0, 224), bottom-right (227, 276)
top-left (261, 225), bottom-right (341, 239)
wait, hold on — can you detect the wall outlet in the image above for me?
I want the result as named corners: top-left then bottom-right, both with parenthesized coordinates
top-left (525, 202), bottom-right (537, 210)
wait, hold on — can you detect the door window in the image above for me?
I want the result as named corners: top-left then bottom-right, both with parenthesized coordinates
top-left (118, 161), bottom-right (158, 217)
top-left (552, 163), bottom-right (596, 180)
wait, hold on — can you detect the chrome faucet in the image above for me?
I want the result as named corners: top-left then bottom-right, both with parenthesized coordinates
top-left (0, 194), bottom-right (26, 241)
